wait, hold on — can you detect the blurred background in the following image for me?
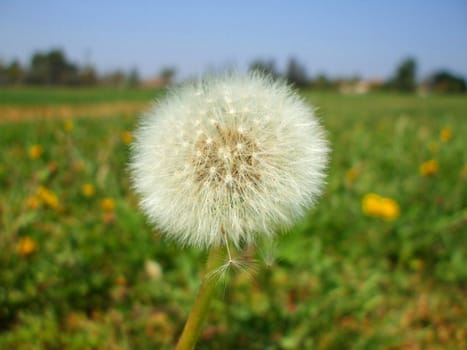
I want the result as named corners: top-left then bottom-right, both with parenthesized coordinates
top-left (1, 1), bottom-right (466, 349)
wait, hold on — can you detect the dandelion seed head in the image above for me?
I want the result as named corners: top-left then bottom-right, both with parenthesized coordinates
top-left (130, 73), bottom-right (329, 248)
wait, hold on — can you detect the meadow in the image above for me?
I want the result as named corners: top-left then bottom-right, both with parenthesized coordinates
top-left (0, 87), bottom-right (466, 349)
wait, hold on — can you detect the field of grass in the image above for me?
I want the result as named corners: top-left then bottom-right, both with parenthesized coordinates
top-left (0, 87), bottom-right (466, 349)
top-left (0, 86), bottom-right (160, 105)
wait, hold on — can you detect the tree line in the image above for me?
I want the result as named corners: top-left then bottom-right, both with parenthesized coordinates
top-left (1, 49), bottom-right (465, 93)
top-left (0, 49), bottom-right (147, 87)
top-left (250, 57), bottom-right (466, 94)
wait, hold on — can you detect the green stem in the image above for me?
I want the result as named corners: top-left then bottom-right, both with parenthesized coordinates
top-left (175, 245), bottom-right (224, 350)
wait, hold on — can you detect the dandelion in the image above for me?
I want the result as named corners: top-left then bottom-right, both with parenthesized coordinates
top-left (362, 193), bottom-right (381, 217)
top-left (440, 127), bottom-right (452, 142)
top-left (121, 131), bottom-right (133, 144)
top-left (101, 198), bottom-right (116, 212)
top-left (17, 236), bottom-right (37, 256)
top-left (378, 197), bottom-right (400, 221)
top-left (362, 193), bottom-right (399, 221)
top-left (130, 73), bottom-right (329, 249)
top-left (64, 119), bottom-right (74, 132)
top-left (130, 73), bottom-right (329, 350)
top-left (36, 186), bottom-right (59, 210)
top-left (420, 159), bottom-right (439, 176)
top-left (81, 183), bottom-right (96, 198)
top-left (28, 144), bottom-right (43, 160)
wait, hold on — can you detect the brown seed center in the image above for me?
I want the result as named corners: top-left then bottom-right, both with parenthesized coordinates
top-left (193, 125), bottom-right (261, 188)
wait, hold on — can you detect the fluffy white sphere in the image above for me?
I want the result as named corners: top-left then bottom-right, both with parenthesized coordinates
top-left (130, 74), bottom-right (329, 248)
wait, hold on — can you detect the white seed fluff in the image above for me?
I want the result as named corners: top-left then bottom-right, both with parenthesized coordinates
top-left (130, 74), bottom-right (329, 248)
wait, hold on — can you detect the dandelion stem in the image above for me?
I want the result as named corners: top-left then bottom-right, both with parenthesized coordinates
top-left (175, 245), bottom-right (224, 350)
top-left (223, 230), bottom-right (233, 262)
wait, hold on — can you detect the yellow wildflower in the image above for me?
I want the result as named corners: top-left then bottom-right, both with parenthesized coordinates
top-left (25, 196), bottom-right (41, 209)
top-left (0, 164), bottom-right (4, 175)
top-left (17, 236), bottom-right (37, 256)
top-left (101, 198), bottom-right (116, 212)
top-left (64, 119), bottom-right (74, 132)
top-left (440, 128), bottom-right (452, 142)
top-left (362, 193), bottom-right (400, 221)
top-left (36, 186), bottom-right (60, 209)
top-left (378, 197), bottom-right (400, 221)
top-left (28, 145), bottom-right (43, 160)
top-left (419, 160), bottom-right (439, 176)
top-left (81, 183), bottom-right (96, 198)
top-left (362, 193), bottom-right (381, 216)
top-left (121, 131), bottom-right (133, 144)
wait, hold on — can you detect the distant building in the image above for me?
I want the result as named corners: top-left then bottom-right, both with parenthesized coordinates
top-left (338, 79), bottom-right (384, 94)
top-left (140, 77), bottom-right (170, 88)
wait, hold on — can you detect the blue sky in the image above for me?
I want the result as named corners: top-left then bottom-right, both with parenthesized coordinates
top-left (1, 0), bottom-right (466, 80)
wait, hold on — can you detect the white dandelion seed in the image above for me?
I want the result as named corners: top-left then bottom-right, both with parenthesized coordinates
top-left (130, 73), bottom-right (329, 248)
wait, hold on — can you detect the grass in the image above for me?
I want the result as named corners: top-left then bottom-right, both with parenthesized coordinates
top-left (0, 88), bottom-right (466, 349)
top-left (0, 86), bottom-right (160, 105)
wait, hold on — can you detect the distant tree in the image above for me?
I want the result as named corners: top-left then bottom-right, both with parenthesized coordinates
top-left (311, 73), bottom-right (333, 90)
top-left (0, 60), bottom-right (24, 85)
top-left (7, 60), bottom-right (24, 84)
top-left (0, 61), bottom-right (5, 84)
top-left (101, 70), bottom-right (126, 87)
top-left (248, 59), bottom-right (278, 79)
top-left (126, 68), bottom-right (140, 87)
top-left (159, 67), bottom-right (176, 85)
top-left (79, 65), bottom-right (98, 85)
top-left (390, 57), bottom-right (417, 92)
top-left (428, 70), bottom-right (466, 94)
top-left (27, 49), bottom-right (78, 85)
top-left (285, 57), bottom-right (308, 87)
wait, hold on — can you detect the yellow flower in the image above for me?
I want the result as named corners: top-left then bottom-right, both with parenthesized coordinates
top-left (440, 128), bottom-right (452, 142)
top-left (362, 193), bottom-right (381, 216)
top-left (25, 196), bottom-right (41, 209)
top-left (101, 198), bottom-right (116, 212)
top-left (362, 193), bottom-right (400, 221)
top-left (36, 186), bottom-right (60, 209)
top-left (0, 164), bottom-right (4, 175)
top-left (17, 236), bottom-right (37, 256)
top-left (121, 131), bottom-right (133, 144)
top-left (28, 145), bottom-right (43, 160)
top-left (419, 159), bottom-right (439, 176)
top-left (378, 197), bottom-right (400, 221)
top-left (64, 119), bottom-right (74, 132)
top-left (81, 183), bottom-right (96, 198)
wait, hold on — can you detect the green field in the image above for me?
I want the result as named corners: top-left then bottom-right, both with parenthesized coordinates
top-left (0, 88), bottom-right (466, 349)
top-left (0, 86), bottom-right (161, 105)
